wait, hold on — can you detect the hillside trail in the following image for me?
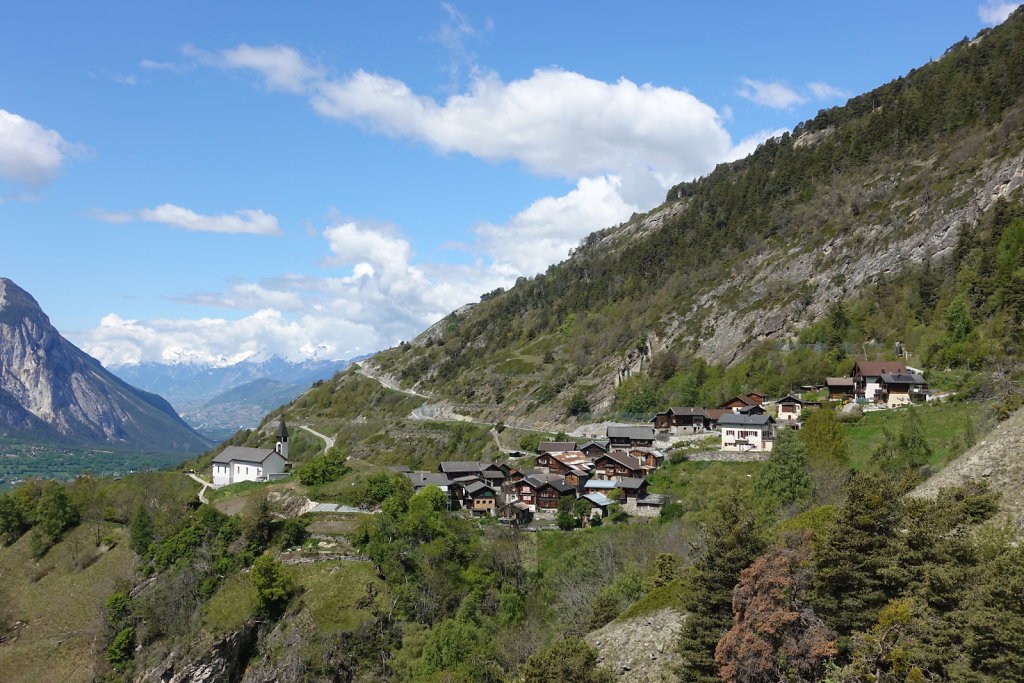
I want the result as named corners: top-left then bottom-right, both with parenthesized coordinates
top-left (355, 363), bottom-right (431, 398)
top-left (298, 424), bottom-right (335, 451)
top-left (186, 472), bottom-right (219, 504)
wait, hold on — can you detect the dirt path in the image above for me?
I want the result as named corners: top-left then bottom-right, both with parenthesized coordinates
top-left (186, 472), bottom-right (218, 504)
top-left (298, 425), bottom-right (335, 452)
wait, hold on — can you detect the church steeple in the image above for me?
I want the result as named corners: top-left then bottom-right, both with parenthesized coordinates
top-left (276, 416), bottom-right (289, 460)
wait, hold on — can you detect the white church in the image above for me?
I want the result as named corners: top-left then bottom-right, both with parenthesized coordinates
top-left (211, 417), bottom-right (291, 486)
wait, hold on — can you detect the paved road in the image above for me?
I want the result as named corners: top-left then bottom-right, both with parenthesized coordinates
top-left (186, 472), bottom-right (219, 504)
top-left (298, 425), bottom-right (335, 452)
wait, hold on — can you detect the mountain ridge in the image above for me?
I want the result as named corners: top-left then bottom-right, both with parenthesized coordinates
top-left (0, 278), bottom-right (210, 452)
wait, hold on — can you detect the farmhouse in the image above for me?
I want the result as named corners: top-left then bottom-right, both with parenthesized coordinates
top-left (719, 413), bottom-right (775, 452)
top-left (606, 425), bottom-right (656, 450)
top-left (211, 417), bottom-right (290, 486)
top-left (852, 360), bottom-right (909, 402)
top-left (650, 407), bottom-right (710, 434)
top-left (826, 377), bottom-right (855, 400)
top-left (878, 373), bottom-right (929, 407)
top-left (593, 452), bottom-right (646, 480)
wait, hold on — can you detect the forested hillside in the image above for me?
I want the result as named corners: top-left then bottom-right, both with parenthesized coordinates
top-left (362, 11), bottom-right (1024, 426)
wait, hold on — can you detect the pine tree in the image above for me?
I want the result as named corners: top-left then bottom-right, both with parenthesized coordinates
top-left (676, 502), bottom-right (766, 682)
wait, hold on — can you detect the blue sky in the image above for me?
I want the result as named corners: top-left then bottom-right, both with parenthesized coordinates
top-left (1, 1), bottom-right (1018, 366)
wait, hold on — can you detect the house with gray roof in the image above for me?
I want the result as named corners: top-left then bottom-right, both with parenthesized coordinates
top-left (719, 413), bottom-right (775, 452)
top-left (606, 425), bottom-right (656, 449)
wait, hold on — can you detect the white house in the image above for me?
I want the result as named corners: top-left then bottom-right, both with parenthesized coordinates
top-left (211, 417), bottom-right (290, 486)
top-left (719, 413), bottom-right (775, 452)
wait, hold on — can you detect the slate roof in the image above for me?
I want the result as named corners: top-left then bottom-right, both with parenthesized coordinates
top-left (521, 474), bottom-right (575, 493)
top-left (598, 451), bottom-right (644, 470)
top-left (439, 461), bottom-right (501, 474)
top-left (582, 493), bottom-right (613, 507)
top-left (606, 426), bottom-right (656, 440)
top-left (464, 481), bottom-right (495, 496)
top-left (212, 446), bottom-right (281, 465)
top-left (617, 477), bottom-right (647, 490)
top-left (854, 361), bottom-right (909, 377)
top-left (879, 373), bottom-right (927, 385)
top-left (718, 413), bottom-right (773, 427)
top-left (578, 439), bottom-right (610, 451)
top-left (405, 472), bottom-right (451, 489)
top-left (658, 407), bottom-right (709, 417)
top-left (826, 377), bottom-right (855, 387)
top-left (538, 441), bottom-right (578, 453)
top-left (583, 479), bottom-right (618, 490)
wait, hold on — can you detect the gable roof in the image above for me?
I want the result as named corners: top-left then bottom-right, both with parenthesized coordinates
top-left (597, 451), bottom-right (644, 470)
top-left (405, 472), bottom-right (451, 488)
top-left (718, 413), bottom-right (773, 426)
top-left (439, 461), bottom-right (502, 474)
top-left (776, 394), bottom-right (807, 405)
top-left (606, 426), bottom-right (655, 440)
top-left (718, 395), bottom-right (757, 408)
top-left (582, 493), bottom-right (613, 507)
top-left (853, 360), bottom-right (909, 377)
top-left (521, 474), bottom-right (575, 493)
top-left (583, 479), bottom-right (618, 489)
top-left (617, 477), bottom-right (647, 489)
top-left (578, 440), bottom-right (610, 451)
top-left (879, 373), bottom-right (927, 385)
top-left (538, 441), bottom-right (578, 453)
top-left (212, 446), bottom-right (281, 465)
top-left (705, 408), bottom-right (731, 421)
top-left (464, 481), bottom-right (495, 496)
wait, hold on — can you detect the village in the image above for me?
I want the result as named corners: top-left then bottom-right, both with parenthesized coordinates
top-left (369, 358), bottom-right (933, 526)
top-left (203, 358), bottom-right (934, 527)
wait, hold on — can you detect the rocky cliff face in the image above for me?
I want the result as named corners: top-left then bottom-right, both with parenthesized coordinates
top-left (0, 278), bottom-right (209, 452)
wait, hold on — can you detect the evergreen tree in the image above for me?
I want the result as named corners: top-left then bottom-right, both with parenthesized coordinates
top-left (677, 502), bottom-right (766, 682)
top-left (753, 429), bottom-right (812, 518)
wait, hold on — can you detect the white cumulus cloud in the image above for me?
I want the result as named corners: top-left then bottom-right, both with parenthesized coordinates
top-left (807, 81), bottom-right (851, 100)
top-left (978, 1), bottom-right (1021, 24)
top-left (0, 109), bottom-right (80, 188)
top-left (91, 203), bottom-right (283, 235)
top-left (473, 176), bottom-right (636, 276)
top-left (736, 78), bottom-right (807, 109)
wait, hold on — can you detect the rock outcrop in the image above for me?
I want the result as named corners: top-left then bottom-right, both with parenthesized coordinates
top-left (0, 278), bottom-right (209, 452)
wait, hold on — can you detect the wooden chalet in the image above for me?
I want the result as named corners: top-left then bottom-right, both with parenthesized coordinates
top-left (578, 440), bottom-right (610, 458)
top-left (878, 373), bottom-right (928, 407)
top-left (616, 477), bottom-right (649, 500)
top-left (537, 441), bottom-right (577, 454)
top-left (650, 407), bottom-right (711, 433)
top-left (774, 395), bottom-right (821, 422)
top-left (629, 448), bottom-right (664, 469)
top-left (514, 474), bottom-right (576, 511)
top-left (606, 425), bottom-right (656, 450)
top-left (593, 452), bottom-right (646, 480)
top-left (462, 481), bottom-right (498, 516)
top-left (718, 393), bottom-right (766, 409)
top-left (535, 451), bottom-right (593, 476)
top-left (852, 360), bottom-right (909, 402)
top-left (825, 377), bottom-right (855, 400)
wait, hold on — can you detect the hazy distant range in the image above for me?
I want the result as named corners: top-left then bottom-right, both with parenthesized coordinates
top-left (109, 356), bottom-right (364, 442)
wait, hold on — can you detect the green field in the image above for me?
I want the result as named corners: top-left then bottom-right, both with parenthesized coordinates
top-left (844, 401), bottom-right (984, 471)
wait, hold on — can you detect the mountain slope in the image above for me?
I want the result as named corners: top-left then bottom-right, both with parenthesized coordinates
top-left (0, 278), bottom-right (210, 452)
top-left (359, 11), bottom-right (1024, 426)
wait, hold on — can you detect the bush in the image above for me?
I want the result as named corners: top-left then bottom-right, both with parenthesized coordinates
top-left (297, 447), bottom-right (349, 486)
top-left (251, 554), bottom-right (293, 615)
top-left (105, 627), bottom-right (134, 668)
